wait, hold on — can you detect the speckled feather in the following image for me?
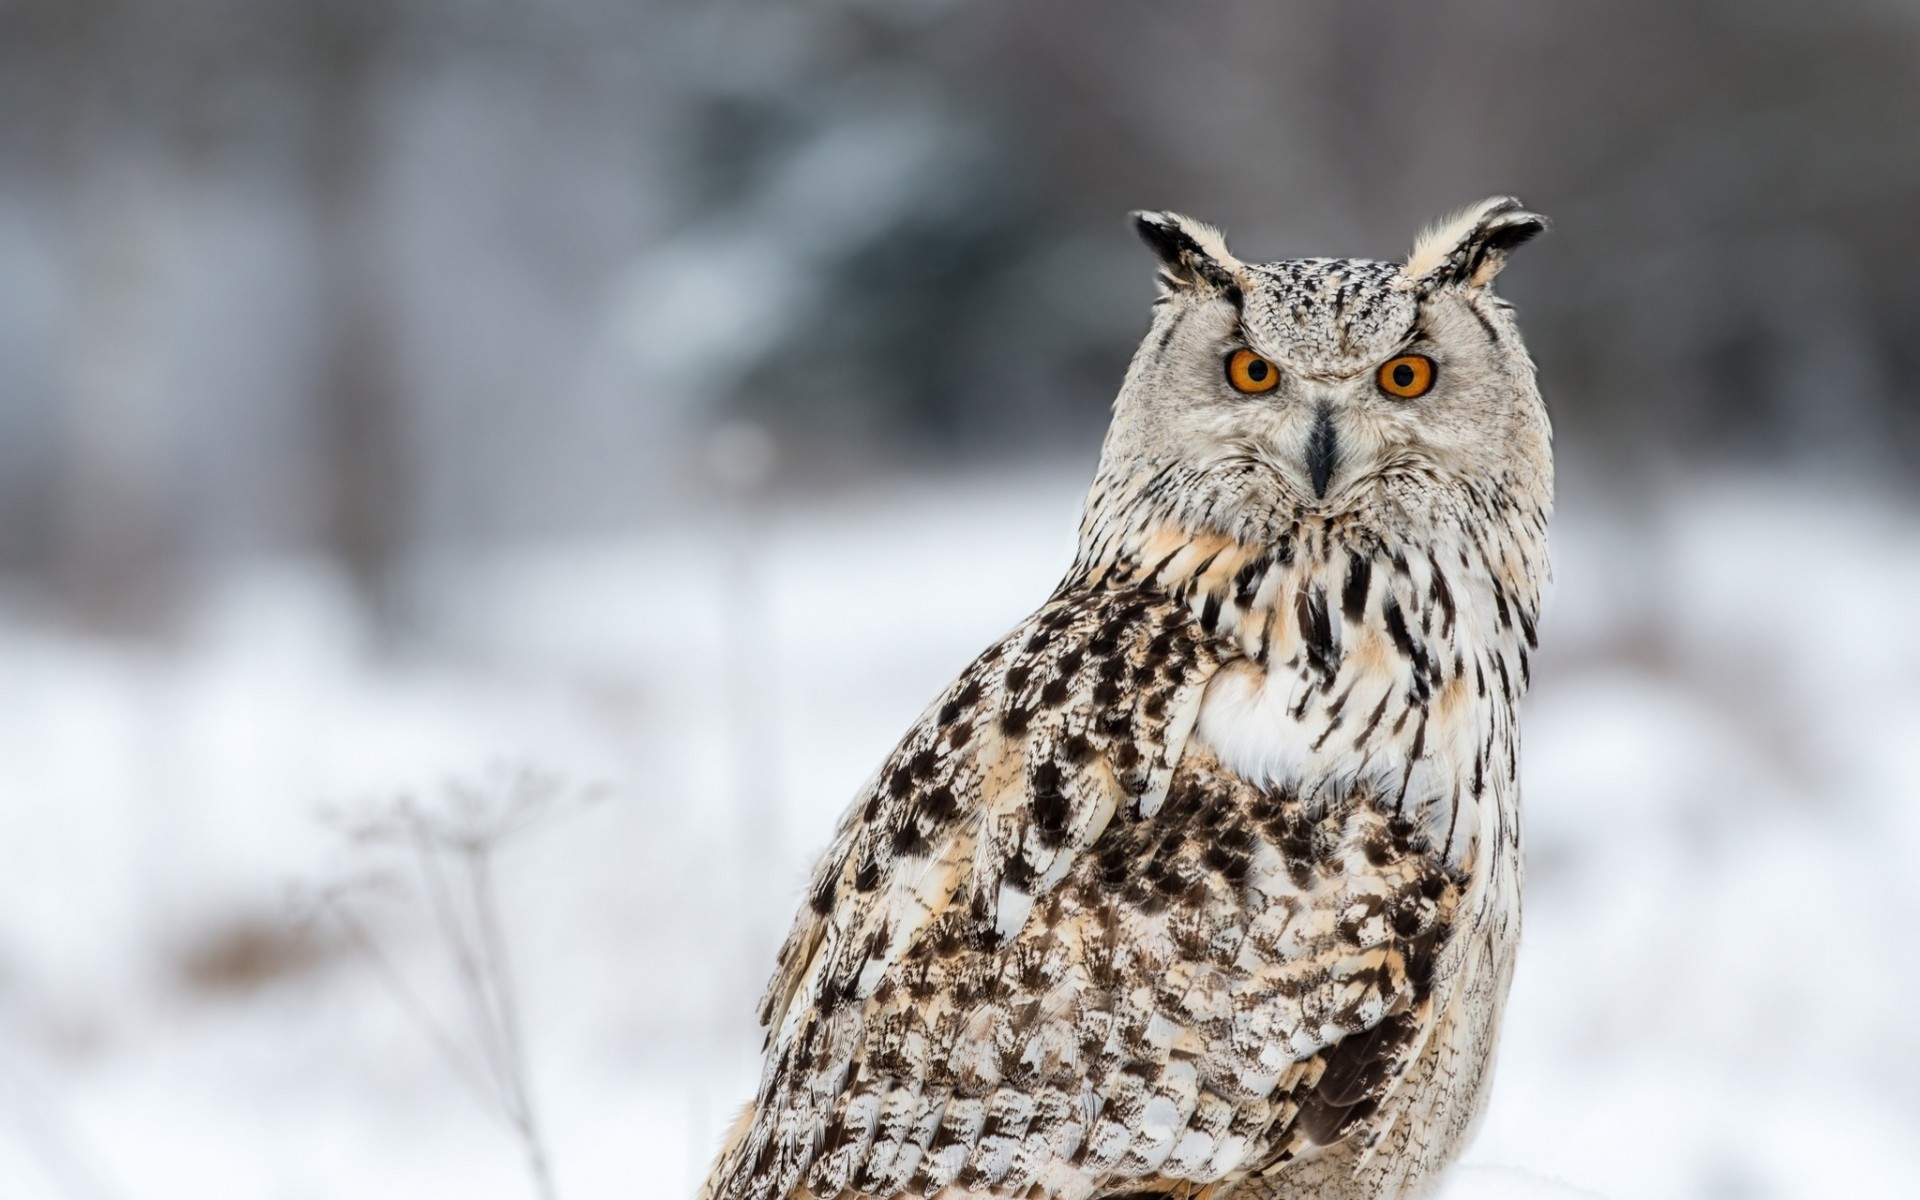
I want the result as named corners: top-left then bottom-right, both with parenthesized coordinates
top-left (703, 198), bottom-right (1551, 1200)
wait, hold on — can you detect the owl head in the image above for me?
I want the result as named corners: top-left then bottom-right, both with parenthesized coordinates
top-left (1092, 198), bottom-right (1550, 548)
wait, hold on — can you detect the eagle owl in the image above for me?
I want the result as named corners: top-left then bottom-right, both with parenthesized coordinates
top-left (703, 197), bottom-right (1551, 1200)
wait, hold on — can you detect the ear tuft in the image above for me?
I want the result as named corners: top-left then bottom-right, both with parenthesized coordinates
top-left (1404, 196), bottom-right (1547, 294)
top-left (1130, 210), bottom-right (1242, 295)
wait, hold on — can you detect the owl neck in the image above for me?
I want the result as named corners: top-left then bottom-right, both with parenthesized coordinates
top-left (1075, 458), bottom-right (1551, 664)
top-left (1069, 478), bottom-right (1543, 874)
top-left (1066, 471), bottom-right (1546, 710)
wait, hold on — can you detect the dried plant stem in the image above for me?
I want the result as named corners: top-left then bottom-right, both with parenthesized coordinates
top-left (321, 893), bottom-right (497, 1115)
top-left (467, 847), bottom-right (554, 1200)
top-left (0, 1045), bottom-right (127, 1200)
top-left (323, 774), bottom-right (583, 1200)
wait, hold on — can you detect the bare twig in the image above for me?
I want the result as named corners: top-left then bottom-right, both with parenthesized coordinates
top-left (0, 1059), bottom-right (125, 1198)
top-left (0, 1043), bottom-right (129, 1200)
top-left (311, 884), bottom-right (497, 1115)
top-left (313, 768), bottom-right (599, 1200)
top-left (470, 848), bottom-right (554, 1200)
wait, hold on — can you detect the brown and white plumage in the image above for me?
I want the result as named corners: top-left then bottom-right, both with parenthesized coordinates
top-left (703, 198), bottom-right (1552, 1200)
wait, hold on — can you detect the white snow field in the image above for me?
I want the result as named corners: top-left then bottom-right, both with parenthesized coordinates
top-left (1, 468), bottom-right (1915, 1200)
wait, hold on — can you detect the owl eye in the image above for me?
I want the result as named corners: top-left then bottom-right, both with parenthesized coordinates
top-left (1226, 348), bottom-right (1281, 394)
top-left (1377, 354), bottom-right (1436, 398)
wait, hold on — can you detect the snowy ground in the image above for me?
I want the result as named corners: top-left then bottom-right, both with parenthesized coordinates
top-left (2, 468), bottom-right (1915, 1200)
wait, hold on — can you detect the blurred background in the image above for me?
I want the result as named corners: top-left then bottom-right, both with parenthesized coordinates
top-left (2, 1), bottom-right (1918, 1197)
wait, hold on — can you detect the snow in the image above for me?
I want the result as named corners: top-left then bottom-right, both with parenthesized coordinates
top-left (2, 467), bottom-right (1915, 1199)
top-left (1438, 1166), bottom-right (1605, 1199)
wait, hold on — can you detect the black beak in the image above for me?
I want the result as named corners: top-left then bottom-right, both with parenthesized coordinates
top-left (1306, 405), bottom-right (1337, 499)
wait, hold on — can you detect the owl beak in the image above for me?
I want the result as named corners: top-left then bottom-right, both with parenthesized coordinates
top-left (1306, 405), bottom-right (1338, 498)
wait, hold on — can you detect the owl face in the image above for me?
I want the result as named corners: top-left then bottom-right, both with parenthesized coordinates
top-left (1100, 199), bottom-right (1550, 541)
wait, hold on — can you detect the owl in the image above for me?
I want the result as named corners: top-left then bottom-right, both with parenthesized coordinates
top-left (702, 197), bottom-right (1551, 1200)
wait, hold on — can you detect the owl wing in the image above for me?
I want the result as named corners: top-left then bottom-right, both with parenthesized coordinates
top-left (709, 576), bottom-right (1461, 1200)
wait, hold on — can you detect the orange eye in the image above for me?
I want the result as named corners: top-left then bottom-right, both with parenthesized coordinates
top-left (1377, 354), bottom-right (1436, 398)
top-left (1226, 348), bottom-right (1280, 394)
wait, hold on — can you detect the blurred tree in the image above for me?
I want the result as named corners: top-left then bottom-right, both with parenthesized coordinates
top-left (3, 0), bottom-right (1920, 625)
top-left (952, 0), bottom-right (1920, 469)
top-left (298, 0), bottom-right (409, 632)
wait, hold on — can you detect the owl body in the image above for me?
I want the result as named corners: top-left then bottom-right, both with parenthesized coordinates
top-left (704, 199), bottom-right (1550, 1200)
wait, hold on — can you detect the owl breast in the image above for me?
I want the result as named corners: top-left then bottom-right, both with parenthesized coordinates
top-left (1190, 531), bottom-right (1514, 876)
top-left (1174, 528), bottom-right (1530, 1192)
